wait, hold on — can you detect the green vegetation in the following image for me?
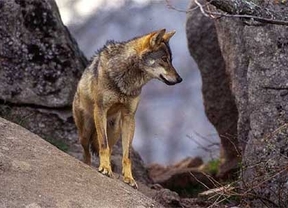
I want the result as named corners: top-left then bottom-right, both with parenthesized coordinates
top-left (206, 159), bottom-right (221, 175)
top-left (45, 137), bottom-right (69, 152)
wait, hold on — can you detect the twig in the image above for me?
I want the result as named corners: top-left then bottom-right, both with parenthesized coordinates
top-left (195, 0), bottom-right (209, 17)
top-left (207, 194), bottom-right (224, 208)
top-left (186, 134), bottom-right (219, 160)
top-left (205, 10), bottom-right (288, 26)
top-left (189, 171), bottom-right (211, 190)
top-left (165, 0), bottom-right (199, 13)
top-left (165, 0), bottom-right (288, 26)
top-left (220, 134), bottom-right (241, 156)
top-left (201, 171), bottom-right (222, 188)
top-left (193, 130), bottom-right (219, 145)
top-left (165, 0), bottom-right (213, 14)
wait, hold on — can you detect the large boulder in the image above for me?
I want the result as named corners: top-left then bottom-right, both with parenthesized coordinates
top-left (186, 0), bottom-right (240, 178)
top-left (0, 0), bottom-right (86, 156)
top-left (214, 5), bottom-right (288, 206)
top-left (0, 0), bottom-right (87, 107)
top-left (187, 0), bottom-right (288, 204)
top-left (203, 0), bottom-right (288, 206)
top-left (0, 117), bottom-right (161, 208)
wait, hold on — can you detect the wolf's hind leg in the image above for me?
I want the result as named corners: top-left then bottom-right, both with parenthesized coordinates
top-left (107, 112), bottom-right (122, 153)
top-left (74, 107), bottom-right (95, 165)
top-left (81, 115), bottom-right (95, 165)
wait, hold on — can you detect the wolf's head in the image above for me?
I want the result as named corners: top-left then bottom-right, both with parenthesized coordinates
top-left (135, 29), bottom-right (182, 85)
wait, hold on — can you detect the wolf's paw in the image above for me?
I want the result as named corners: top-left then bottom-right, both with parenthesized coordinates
top-left (123, 176), bottom-right (138, 189)
top-left (98, 166), bottom-right (113, 177)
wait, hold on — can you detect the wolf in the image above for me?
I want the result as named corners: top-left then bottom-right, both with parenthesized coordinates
top-left (72, 29), bottom-right (182, 189)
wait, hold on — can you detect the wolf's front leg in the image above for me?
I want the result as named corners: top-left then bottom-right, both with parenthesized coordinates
top-left (94, 105), bottom-right (112, 177)
top-left (121, 114), bottom-right (137, 189)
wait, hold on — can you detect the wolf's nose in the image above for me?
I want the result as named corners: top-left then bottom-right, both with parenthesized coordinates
top-left (177, 76), bottom-right (183, 83)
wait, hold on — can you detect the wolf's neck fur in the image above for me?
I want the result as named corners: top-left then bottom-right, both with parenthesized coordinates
top-left (102, 42), bottom-right (151, 97)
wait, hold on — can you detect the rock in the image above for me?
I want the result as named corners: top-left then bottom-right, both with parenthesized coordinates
top-left (212, 1), bottom-right (288, 206)
top-left (152, 189), bottom-right (181, 207)
top-left (147, 157), bottom-right (203, 184)
top-left (0, 117), bottom-right (161, 208)
top-left (180, 198), bottom-right (210, 208)
top-left (147, 158), bottom-right (213, 198)
top-left (0, 105), bottom-right (77, 146)
top-left (0, 0), bottom-right (86, 155)
top-left (0, 0), bottom-right (87, 107)
top-left (187, 0), bottom-right (288, 204)
top-left (147, 163), bottom-right (168, 181)
top-left (171, 156), bottom-right (203, 169)
top-left (152, 189), bottom-right (209, 208)
top-left (0, 105), bottom-right (151, 184)
top-left (186, 0), bottom-right (240, 179)
top-left (154, 168), bottom-right (214, 197)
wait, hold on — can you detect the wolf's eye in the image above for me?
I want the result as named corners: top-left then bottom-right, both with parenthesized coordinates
top-left (162, 57), bottom-right (168, 62)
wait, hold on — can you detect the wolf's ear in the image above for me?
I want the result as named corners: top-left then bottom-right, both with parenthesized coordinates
top-left (149, 29), bottom-right (166, 48)
top-left (135, 29), bottom-right (166, 53)
top-left (163, 30), bottom-right (176, 42)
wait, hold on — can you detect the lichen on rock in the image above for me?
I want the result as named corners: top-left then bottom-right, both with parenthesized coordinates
top-left (0, 0), bottom-right (87, 107)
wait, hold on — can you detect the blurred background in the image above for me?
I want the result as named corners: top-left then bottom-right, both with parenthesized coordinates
top-left (55, 0), bottom-right (219, 164)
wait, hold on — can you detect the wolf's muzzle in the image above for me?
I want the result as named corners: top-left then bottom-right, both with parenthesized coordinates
top-left (160, 74), bottom-right (183, 85)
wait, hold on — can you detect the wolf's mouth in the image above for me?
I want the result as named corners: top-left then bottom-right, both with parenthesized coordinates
top-left (160, 75), bottom-right (177, 85)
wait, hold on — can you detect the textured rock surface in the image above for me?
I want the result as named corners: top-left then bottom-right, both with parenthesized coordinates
top-left (0, 105), bottom-right (76, 144)
top-left (187, 0), bottom-right (288, 205)
top-left (0, 0), bottom-right (87, 107)
top-left (147, 157), bottom-right (203, 182)
top-left (144, 186), bottom-right (211, 208)
top-left (153, 168), bottom-right (214, 197)
top-left (186, 0), bottom-right (240, 178)
top-left (0, 117), bottom-right (161, 208)
top-left (213, 1), bottom-right (288, 206)
top-left (147, 157), bottom-right (212, 198)
top-left (0, 104), bottom-right (151, 184)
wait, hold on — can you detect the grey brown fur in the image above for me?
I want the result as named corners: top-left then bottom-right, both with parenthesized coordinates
top-left (73, 29), bottom-right (182, 189)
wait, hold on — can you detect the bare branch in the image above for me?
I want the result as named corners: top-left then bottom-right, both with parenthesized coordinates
top-left (196, 0), bottom-right (288, 25)
top-left (189, 171), bottom-right (211, 190)
top-left (165, 0), bottom-right (288, 26)
top-left (195, 0), bottom-right (209, 17)
top-left (165, 0), bottom-right (198, 13)
top-left (165, 0), bottom-right (213, 13)
top-left (204, 10), bottom-right (288, 26)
